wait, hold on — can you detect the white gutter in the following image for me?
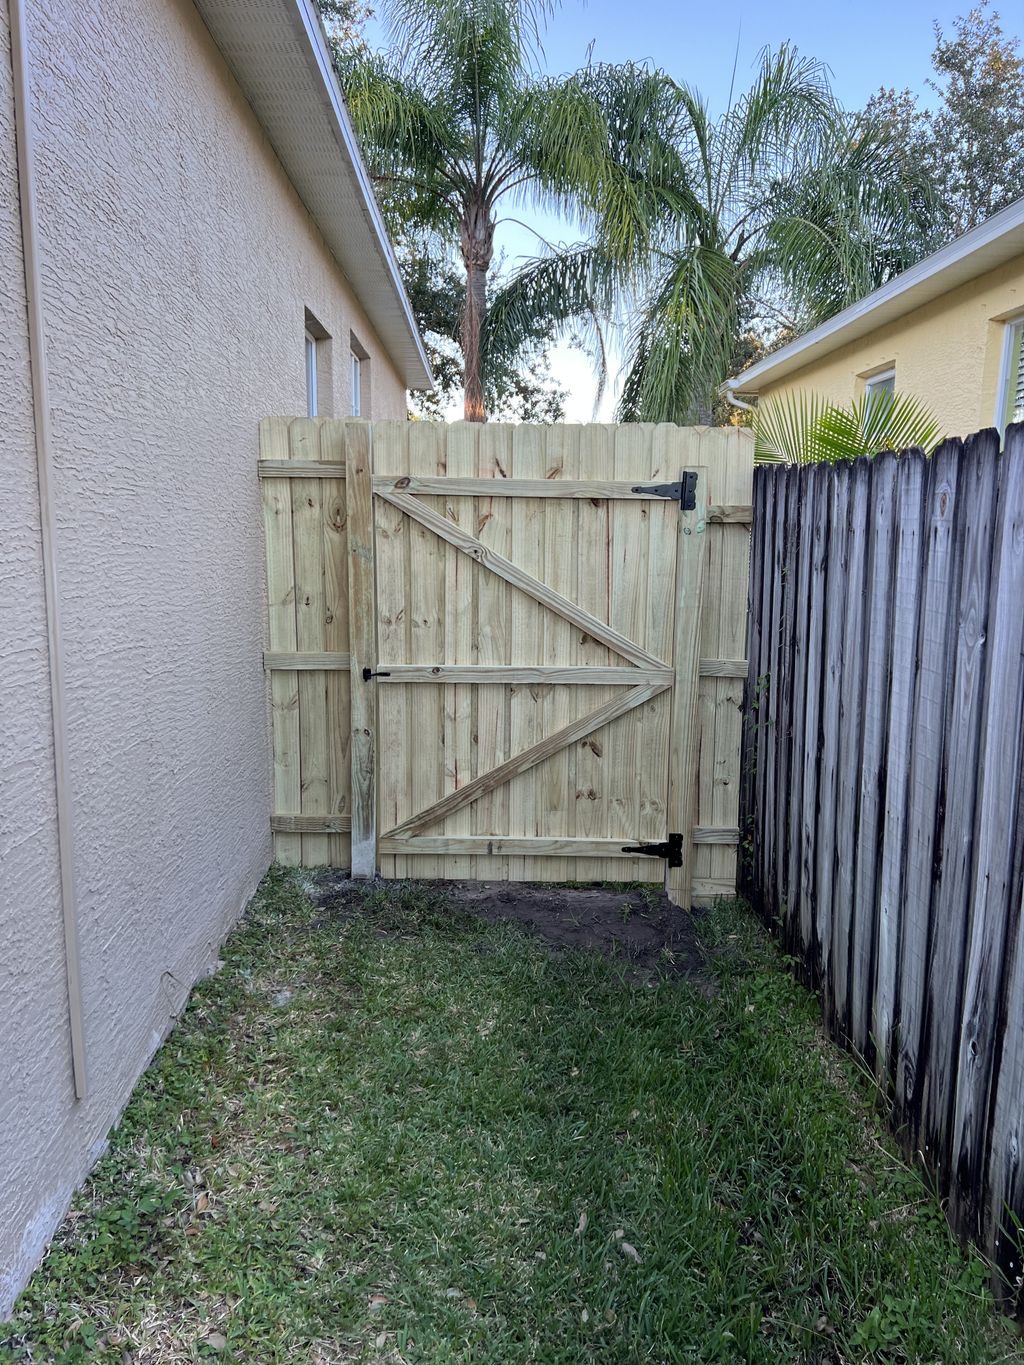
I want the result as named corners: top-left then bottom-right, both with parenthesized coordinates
top-left (10, 0), bottom-right (87, 1099)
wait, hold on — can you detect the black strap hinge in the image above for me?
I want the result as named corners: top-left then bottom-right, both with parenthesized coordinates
top-left (630, 472), bottom-right (698, 511)
top-left (362, 667), bottom-right (391, 681)
top-left (620, 832), bottom-right (683, 867)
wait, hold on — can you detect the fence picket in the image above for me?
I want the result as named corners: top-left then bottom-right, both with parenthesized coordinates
top-left (950, 430), bottom-right (1024, 1240)
top-left (896, 441), bottom-right (961, 1129)
top-left (872, 452), bottom-right (926, 1080)
top-left (742, 428), bottom-right (1024, 1304)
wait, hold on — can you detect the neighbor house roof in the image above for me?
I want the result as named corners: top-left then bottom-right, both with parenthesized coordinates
top-left (194, 0), bottom-right (433, 391)
top-left (726, 195), bottom-right (1024, 399)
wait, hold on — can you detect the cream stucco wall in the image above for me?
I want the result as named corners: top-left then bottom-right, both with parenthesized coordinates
top-left (756, 255), bottom-right (1024, 438)
top-left (1, 0), bottom-right (410, 1313)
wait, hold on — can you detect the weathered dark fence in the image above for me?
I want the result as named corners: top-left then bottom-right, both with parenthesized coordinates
top-left (740, 425), bottom-right (1024, 1303)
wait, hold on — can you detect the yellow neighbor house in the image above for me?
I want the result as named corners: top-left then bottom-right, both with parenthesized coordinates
top-left (725, 196), bottom-right (1024, 439)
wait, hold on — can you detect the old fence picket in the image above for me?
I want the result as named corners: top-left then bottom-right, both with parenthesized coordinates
top-left (741, 425), bottom-right (1024, 1304)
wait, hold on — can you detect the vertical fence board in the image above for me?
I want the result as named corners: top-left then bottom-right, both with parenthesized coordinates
top-left (800, 468), bottom-right (828, 964)
top-left (260, 417), bottom-right (302, 867)
top-left (920, 431), bottom-right (1000, 1186)
top-left (850, 453), bottom-right (898, 1061)
top-left (785, 464), bottom-right (813, 946)
top-left (345, 421), bottom-right (378, 878)
top-left (896, 441), bottom-right (961, 1128)
top-left (814, 467), bottom-right (847, 983)
top-left (873, 452), bottom-right (926, 1081)
top-left (950, 430), bottom-right (1024, 1240)
top-left (831, 460), bottom-right (871, 1039)
top-left (742, 428), bottom-right (1024, 1304)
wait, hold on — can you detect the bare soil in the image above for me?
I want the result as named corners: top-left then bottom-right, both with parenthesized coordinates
top-left (313, 873), bottom-right (713, 987)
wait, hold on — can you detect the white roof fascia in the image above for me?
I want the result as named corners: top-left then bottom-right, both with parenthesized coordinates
top-left (726, 196), bottom-right (1024, 397)
top-left (194, 0), bottom-right (434, 391)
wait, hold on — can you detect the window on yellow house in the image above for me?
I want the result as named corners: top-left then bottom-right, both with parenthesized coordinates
top-left (864, 368), bottom-right (895, 408)
top-left (998, 318), bottom-right (1024, 432)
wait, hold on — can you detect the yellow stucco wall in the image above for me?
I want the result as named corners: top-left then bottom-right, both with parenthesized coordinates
top-left (757, 254), bottom-right (1024, 439)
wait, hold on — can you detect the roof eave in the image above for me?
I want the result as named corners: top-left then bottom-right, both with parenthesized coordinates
top-left (729, 196), bottom-right (1024, 396)
top-left (193, 0), bottom-right (433, 392)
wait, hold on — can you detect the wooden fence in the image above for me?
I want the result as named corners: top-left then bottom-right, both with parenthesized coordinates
top-left (741, 426), bottom-right (1024, 1301)
top-left (260, 419), bottom-right (752, 903)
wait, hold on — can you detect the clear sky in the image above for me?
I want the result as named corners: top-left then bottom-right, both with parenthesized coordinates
top-left (365, 0), bottom-right (1012, 417)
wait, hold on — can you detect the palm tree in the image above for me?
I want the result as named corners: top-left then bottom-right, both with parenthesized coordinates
top-left (753, 390), bottom-right (942, 464)
top-left (493, 47), bottom-right (939, 423)
top-left (340, 0), bottom-right (687, 421)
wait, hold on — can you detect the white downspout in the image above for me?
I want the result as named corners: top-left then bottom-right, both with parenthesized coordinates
top-left (722, 379), bottom-right (756, 414)
top-left (10, 0), bottom-right (87, 1099)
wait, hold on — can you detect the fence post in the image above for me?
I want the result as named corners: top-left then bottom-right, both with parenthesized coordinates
top-left (346, 422), bottom-right (378, 878)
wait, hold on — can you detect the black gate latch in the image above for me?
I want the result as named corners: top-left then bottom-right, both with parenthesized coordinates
top-left (620, 832), bottom-right (684, 867)
top-left (630, 471), bottom-right (698, 511)
top-left (362, 667), bottom-right (392, 681)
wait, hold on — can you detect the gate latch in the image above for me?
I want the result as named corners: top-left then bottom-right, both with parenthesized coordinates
top-left (620, 832), bottom-right (684, 867)
top-left (361, 667), bottom-right (392, 681)
top-left (630, 472), bottom-right (698, 511)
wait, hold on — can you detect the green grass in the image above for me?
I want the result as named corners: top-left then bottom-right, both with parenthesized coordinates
top-left (2, 871), bottom-right (1020, 1364)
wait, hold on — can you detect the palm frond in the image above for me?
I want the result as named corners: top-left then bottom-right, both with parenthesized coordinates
top-left (819, 390), bottom-right (942, 457)
top-left (617, 244), bottom-right (739, 423)
top-left (754, 390), bottom-right (942, 463)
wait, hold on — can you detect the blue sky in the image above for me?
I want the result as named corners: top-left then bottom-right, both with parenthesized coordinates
top-left (365, 0), bottom-right (1011, 416)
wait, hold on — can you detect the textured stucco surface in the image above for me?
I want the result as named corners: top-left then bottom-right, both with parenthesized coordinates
top-left (757, 255), bottom-right (1024, 439)
top-left (1, 0), bottom-right (407, 1312)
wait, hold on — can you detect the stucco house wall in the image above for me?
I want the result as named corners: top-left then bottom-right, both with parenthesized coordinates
top-left (1, 0), bottom-right (411, 1313)
top-left (754, 255), bottom-right (1024, 439)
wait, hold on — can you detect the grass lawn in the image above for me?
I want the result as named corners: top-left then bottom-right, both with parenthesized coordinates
top-left (2, 871), bottom-right (1021, 1363)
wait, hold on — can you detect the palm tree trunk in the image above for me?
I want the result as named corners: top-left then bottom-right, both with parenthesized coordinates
top-left (460, 203), bottom-right (494, 423)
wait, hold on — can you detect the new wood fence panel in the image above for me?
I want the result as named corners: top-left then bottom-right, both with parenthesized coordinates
top-left (693, 428), bottom-right (753, 902)
top-left (262, 420), bottom-right (752, 901)
top-left (741, 425), bottom-right (1024, 1304)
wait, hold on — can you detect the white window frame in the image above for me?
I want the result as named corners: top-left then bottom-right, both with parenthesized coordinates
top-left (995, 314), bottom-right (1024, 433)
top-left (351, 350), bottom-right (362, 417)
top-left (864, 367), bottom-right (896, 401)
top-left (305, 329), bottom-right (318, 417)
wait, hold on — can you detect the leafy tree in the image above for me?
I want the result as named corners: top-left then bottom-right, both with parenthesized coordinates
top-left (864, 2), bottom-right (1024, 239)
top-left (338, 0), bottom-right (684, 421)
top-left (495, 47), bottom-right (937, 424)
top-left (317, 0), bottom-right (374, 51)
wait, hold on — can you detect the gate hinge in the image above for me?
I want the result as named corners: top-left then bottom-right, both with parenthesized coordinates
top-left (620, 832), bottom-right (684, 867)
top-left (361, 667), bottom-right (392, 681)
top-left (630, 472), bottom-right (698, 511)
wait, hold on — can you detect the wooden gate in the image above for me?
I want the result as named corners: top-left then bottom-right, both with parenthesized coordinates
top-left (260, 419), bottom-right (752, 906)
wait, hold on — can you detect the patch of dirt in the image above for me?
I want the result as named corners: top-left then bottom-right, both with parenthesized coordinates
top-left (312, 873), bottom-right (714, 988)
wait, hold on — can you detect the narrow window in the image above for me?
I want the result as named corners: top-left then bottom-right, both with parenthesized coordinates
top-left (305, 329), bottom-right (318, 417)
top-left (864, 367), bottom-right (895, 407)
top-left (998, 318), bottom-right (1024, 431)
top-left (351, 350), bottom-right (362, 417)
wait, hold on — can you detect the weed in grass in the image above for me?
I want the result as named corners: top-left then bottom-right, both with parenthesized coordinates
top-left (1, 870), bottom-right (1020, 1364)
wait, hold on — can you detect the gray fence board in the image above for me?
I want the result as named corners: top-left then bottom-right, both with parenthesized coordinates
top-left (740, 427), bottom-right (1024, 1305)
